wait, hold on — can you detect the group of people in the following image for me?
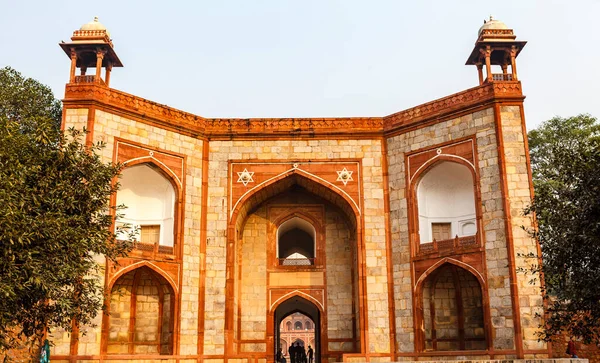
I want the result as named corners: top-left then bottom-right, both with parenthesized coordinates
top-left (277, 342), bottom-right (313, 363)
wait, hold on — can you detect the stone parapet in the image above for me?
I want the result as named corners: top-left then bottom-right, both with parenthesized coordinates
top-left (63, 80), bottom-right (523, 140)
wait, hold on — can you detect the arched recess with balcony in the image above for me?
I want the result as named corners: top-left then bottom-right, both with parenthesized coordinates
top-left (412, 159), bottom-right (481, 255)
top-left (103, 265), bottom-right (176, 355)
top-left (116, 162), bottom-right (180, 256)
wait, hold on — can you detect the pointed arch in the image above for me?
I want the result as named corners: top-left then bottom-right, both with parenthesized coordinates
top-left (230, 170), bottom-right (360, 229)
top-left (273, 209), bottom-right (323, 231)
top-left (270, 290), bottom-right (325, 312)
top-left (410, 154), bottom-right (476, 185)
top-left (108, 260), bottom-right (178, 294)
top-left (123, 157), bottom-right (183, 190)
top-left (415, 258), bottom-right (485, 291)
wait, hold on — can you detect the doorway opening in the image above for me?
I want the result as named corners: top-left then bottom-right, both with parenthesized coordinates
top-left (275, 296), bottom-right (320, 363)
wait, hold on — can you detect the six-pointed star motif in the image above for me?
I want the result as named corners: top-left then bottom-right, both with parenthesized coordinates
top-left (336, 167), bottom-right (353, 186)
top-left (237, 168), bottom-right (254, 186)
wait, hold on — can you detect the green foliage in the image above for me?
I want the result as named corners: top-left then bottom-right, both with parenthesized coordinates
top-left (0, 68), bottom-right (132, 355)
top-left (525, 114), bottom-right (600, 344)
top-left (0, 67), bottom-right (62, 132)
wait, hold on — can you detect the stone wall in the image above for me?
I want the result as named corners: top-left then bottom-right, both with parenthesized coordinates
top-left (325, 208), bottom-right (353, 350)
top-left (240, 207), bottom-right (268, 344)
top-left (51, 107), bottom-right (205, 357)
top-left (107, 272), bottom-right (134, 354)
top-left (386, 106), bottom-right (530, 353)
top-left (498, 106), bottom-right (545, 353)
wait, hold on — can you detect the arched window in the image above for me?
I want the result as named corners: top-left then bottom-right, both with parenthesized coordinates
top-left (106, 267), bottom-right (175, 355)
top-left (417, 162), bottom-right (477, 244)
top-left (421, 264), bottom-right (486, 351)
top-left (117, 164), bottom-right (176, 253)
top-left (286, 321), bottom-right (292, 331)
top-left (305, 321), bottom-right (312, 330)
top-left (277, 217), bottom-right (316, 265)
top-left (294, 321), bottom-right (303, 330)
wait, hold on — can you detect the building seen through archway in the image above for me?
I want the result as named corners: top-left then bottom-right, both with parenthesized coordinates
top-left (279, 312), bottom-right (316, 360)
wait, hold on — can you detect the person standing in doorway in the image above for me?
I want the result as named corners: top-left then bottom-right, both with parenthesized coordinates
top-left (289, 343), bottom-right (295, 363)
top-left (307, 345), bottom-right (313, 363)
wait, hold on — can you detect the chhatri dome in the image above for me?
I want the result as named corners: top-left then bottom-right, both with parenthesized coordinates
top-left (478, 16), bottom-right (509, 35)
top-left (79, 16), bottom-right (110, 36)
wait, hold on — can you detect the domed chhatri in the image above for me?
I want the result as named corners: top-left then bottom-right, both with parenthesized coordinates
top-left (59, 16), bottom-right (123, 86)
top-left (478, 15), bottom-right (509, 35)
top-left (465, 15), bottom-right (526, 84)
top-left (79, 16), bottom-right (110, 36)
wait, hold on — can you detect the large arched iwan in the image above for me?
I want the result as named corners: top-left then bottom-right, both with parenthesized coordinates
top-left (224, 171), bottom-right (368, 358)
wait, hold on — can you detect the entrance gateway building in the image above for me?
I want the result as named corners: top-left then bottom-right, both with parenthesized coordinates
top-left (52, 16), bottom-right (547, 363)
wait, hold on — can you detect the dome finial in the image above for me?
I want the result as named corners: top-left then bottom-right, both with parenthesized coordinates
top-left (94, 16), bottom-right (99, 22)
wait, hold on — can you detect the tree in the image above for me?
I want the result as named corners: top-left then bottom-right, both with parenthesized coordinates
top-left (0, 67), bottom-right (62, 131)
top-left (0, 68), bottom-right (132, 357)
top-left (525, 114), bottom-right (600, 344)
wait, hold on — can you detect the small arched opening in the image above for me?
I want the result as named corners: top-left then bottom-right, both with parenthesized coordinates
top-left (277, 217), bottom-right (316, 265)
top-left (420, 263), bottom-right (486, 351)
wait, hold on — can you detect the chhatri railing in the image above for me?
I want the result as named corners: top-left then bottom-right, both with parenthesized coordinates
top-left (74, 75), bottom-right (105, 85)
top-left (491, 73), bottom-right (513, 81)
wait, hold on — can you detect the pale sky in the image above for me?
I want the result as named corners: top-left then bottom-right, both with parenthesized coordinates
top-left (1, 0), bottom-right (599, 130)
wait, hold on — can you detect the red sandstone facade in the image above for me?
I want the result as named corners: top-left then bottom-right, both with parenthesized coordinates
top-left (49, 16), bottom-right (549, 363)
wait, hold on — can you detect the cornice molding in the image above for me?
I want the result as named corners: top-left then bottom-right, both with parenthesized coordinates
top-left (63, 81), bottom-right (524, 139)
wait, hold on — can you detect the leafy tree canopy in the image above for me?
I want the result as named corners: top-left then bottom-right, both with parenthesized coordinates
top-left (0, 67), bottom-right (62, 131)
top-left (0, 67), bottom-right (131, 355)
top-left (526, 114), bottom-right (600, 344)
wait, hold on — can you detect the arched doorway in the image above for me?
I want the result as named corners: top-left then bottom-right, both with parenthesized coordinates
top-left (275, 296), bottom-right (320, 363)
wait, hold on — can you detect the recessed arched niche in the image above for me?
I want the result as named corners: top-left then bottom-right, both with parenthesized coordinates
top-left (416, 161), bottom-right (477, 244)
top-left (116, 164), bottom-right (176, 249)
top-left (277, 217), bottom-right (316, 265)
